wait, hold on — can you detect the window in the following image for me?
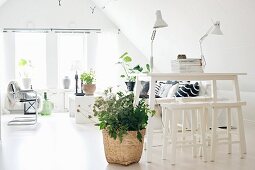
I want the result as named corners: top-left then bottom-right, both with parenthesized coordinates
top-left (15, 33), bottom-right (46, 89)
top-left (57, 33), bottom-right (87, 88)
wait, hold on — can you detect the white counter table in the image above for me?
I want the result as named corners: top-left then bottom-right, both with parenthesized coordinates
top-left (134, 72), bottom-right (247, 163)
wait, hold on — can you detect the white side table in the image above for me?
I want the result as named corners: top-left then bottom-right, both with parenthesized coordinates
top-left (72, 95), bottom-right (99, 124)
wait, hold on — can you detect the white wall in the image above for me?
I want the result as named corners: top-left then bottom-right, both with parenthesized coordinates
top-left (0, 0), bottom-right (147, 91)
top-left (218, 90), bottom-right (255, 123)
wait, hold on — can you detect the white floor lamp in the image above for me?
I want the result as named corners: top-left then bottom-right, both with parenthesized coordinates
top-left (199, 21), bottom-right (223, 67)
top-left (150, 10), bottom-right (168, 72)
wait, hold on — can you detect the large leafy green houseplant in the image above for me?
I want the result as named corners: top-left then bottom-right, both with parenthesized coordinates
top-left (118, 52), bottom-right (150, 91)
top-left (93, 88), bottom-right (155, 165)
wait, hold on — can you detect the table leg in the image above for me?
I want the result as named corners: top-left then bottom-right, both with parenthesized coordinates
top-left (146, 78), bottom-right (156, 163)
top-left (211, 107), bottom-right (217, 162)
top-left (233, 77), bottom-right (246, 154)
top-left (134, 77), bottom-right (142, 106)
top-left (211, 80), bottom-right (217, 102)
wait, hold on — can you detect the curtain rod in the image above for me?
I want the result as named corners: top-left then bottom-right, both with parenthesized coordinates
top-left (2, 28), bottom-right (101, 33)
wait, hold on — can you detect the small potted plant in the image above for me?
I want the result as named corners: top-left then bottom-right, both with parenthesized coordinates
top-left (18, 58), bottom-right (33, 89)
top-left (93, 88), bottom-right (155, 165)
top-left (80, 70), bottom-right (96, 95)
top-left (118, 52), bottom-right (150, 91)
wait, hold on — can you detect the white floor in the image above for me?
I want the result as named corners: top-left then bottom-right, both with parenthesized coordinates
top-left (0, 113), bottom-right (254, 170)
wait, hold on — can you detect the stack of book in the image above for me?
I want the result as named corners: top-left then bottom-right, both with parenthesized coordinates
top-left (171, 58), bottom-right (203, 73)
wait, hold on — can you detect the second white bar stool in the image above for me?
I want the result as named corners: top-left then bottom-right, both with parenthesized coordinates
top-left (161, 102), bottom-right (209, 165)
top-left (210, 101), bottom-right (246, 161)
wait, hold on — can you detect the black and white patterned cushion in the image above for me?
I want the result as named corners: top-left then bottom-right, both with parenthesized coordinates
top-left (139, 81), bottom-right (162, 98)
top-left (155, 82), bottom-right (163, 95)
top-left (157, 84), bottom-right (173, 98)
top-left (174, 82), bottom-right (199, 97)
top-left (140, 81), bottom-right (150, 96)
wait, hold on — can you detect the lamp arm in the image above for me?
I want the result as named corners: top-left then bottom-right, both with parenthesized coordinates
top-left (199, 25), bottom-right (213, 66)
top-left (199, 25), bottom-right (213, 42)
top-left (150, 29), bottom-right (157, 72)
top-left (199, 41), bottom-right (206, 66)
top-left (151, 29), bottom-right (156, 41)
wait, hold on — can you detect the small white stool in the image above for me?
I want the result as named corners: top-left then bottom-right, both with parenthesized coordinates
top-left (210, 101), bottom-right (246, 161)
top-left (161, 102), bottom-right (209, 165)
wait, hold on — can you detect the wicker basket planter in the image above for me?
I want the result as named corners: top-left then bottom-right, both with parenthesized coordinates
top-left (102, 129), bottom-right (146, 166)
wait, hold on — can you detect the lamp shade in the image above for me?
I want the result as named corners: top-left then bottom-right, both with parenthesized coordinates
top-left (211, 21), bottom-right (223, 35)
top-left (153, 10), bottom-right (168, 28)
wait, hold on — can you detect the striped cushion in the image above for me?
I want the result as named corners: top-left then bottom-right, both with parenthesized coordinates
top-left (174, 82), bottom-right (199, 97)
top-left (155, 82), bottom-right (163, 95)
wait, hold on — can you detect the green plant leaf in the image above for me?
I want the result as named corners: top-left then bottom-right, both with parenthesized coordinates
top-left (133, 65), bottom-right (143, 72)
top-left (123, 56), bottom-right (132, 63)
top-left (120, 52), bottom-right (128, 59)
top-left (146, 64), bottom-right (150, 72)
top-left (80, 71), bottom-right (95, 84)
top-left (18, 58), bottom-right (27, 67)
top-left (137, 131), bottom-right (142, 142)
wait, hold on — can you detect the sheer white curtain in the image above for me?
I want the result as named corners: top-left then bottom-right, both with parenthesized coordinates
top-left (57, 33), bottom-right (87, 89)
top-left (15, 33), bottom-right (47, 89)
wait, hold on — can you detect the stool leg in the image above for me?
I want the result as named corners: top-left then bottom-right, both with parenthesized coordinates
top-left (211, 107), bottom-right (217, 162)
top-left (162, 107), bottom-right (169, 160)
top-left (181, 110), bottom-right (187, 151)
top-left (200, 108), bottom-right (207, 162)
top-left (197, 109), bottom-right (203, 158)
top-left (237, 106), bottom-right (246, 157)
top-left (171, 109), bottom-right (179, 165)
top-left (196, 109), bottom-right (203, 158)
top-left (204, 107), bottom-right (210, 146)
top-left (227, 107), bottom-right (232, 154)
top-left (191, 109), bottom-right (197, 158)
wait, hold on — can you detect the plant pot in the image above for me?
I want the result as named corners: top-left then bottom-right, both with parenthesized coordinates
top-left (125, 82), bottom-right (135, 91)
top-left (82, 84), bottom-right (96, 95)
top-left (102, 129), bottom-right (146, 166)
top-left (22, 78), bottom-right (31, 89)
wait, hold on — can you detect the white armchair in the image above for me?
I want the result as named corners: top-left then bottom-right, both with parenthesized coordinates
top-left (6, 81), bottom-right (40, 125)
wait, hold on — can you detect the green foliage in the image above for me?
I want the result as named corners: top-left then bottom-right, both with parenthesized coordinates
top-left (18, 58), bottom-right (32, 78)
top-left (18, 58), bottom-right (28, 67)
top-left (93, 87), bottom-right (155, 142)
top-left (118, 52), bottom-right (150, 82)
top-left (80, 70), bottom-right (96, 84)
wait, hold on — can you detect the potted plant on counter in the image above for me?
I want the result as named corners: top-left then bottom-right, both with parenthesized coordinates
top-left (18, 58), bottom-right (33, 89)
top-left (93, 87), bottom-right (155, 165)
top-left (80, 70), bottom-right (96, 95)
top-left (118, 52), bottom-right (150, 91)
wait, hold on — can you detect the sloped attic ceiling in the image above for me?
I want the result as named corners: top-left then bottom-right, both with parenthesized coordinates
top-left (92, 0), bottom-right (255, 68)
top-left (0, 0), bottom-right (7, 6)
top-left (92, 0), bottom-right (255, 90)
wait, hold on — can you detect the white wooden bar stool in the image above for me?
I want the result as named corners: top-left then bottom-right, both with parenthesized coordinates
top-left (161, 102), bottom-right (209, 165)
top-left (210, 101), bottom-right (246, 162)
